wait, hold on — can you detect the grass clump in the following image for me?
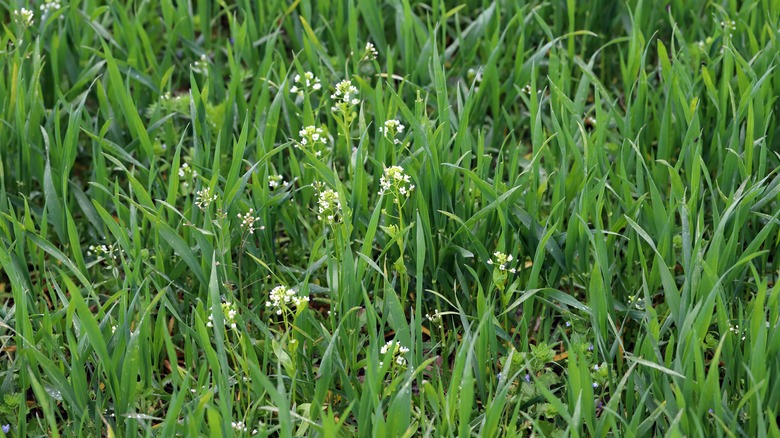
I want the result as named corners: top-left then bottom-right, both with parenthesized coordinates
top-left (1, 0), bottom-right (780, 436)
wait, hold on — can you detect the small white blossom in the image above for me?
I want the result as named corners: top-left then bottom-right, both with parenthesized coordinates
top-left (178, 163), bottom-right (197, 179)
top-left (39, 0), bottom-right (62, 14)
top-left (330, 79), bottom-right (360, 116)
top-left (317, 188), bottom-right (342, 223)
top-left (14, 8), bottom-right (34, 26)
top-left (729, 323), bottom-right (746, 341)
top-left (426, 311), bottom-right (443, 328)
top-left (237, 208), bottom-right (264, 234)
top-left (194, 187), bottom-right (217, 210)
top-left (380, 340), bottom-right (409, 368)
top-left (266, 285), bottom-right (309, 316)
top-left (487, 251), bottom-right (517, 273)
top-left (290, 71), bottom-right (322, 98)
top-left (87, 243), bottom-right (124, 270)
top-left (719, 19), bottom-right (736, 38)
top-left (231, 421), bottom-right (248, 432)
top-left (192, 54), bottom-right (209, 72)
top-left (208, 299), bottom-right (239, 330)
top-left (378, 166), bottom-right (415, 202)
top-left (363, 42), bottom-right (378, 61)
top-left (380, 119), bottom-right (405, 145)
top-left (269, 175), bottom-right (285, 189)
top-left (295, 125), bottom-right (327, 156)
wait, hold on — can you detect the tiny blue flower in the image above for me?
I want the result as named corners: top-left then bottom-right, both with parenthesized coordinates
top-left (2, 424), bottom-right (9, 433)
top-left (708, 408), bottom-right (714, 414)
top-left (497, 372), bottom-right (503, 380)
top-left (593, 364), bottom-right (599, 371)
top-left (524, 374), bottom-right (531, 382)
top-left (592, 382), bottom-right (599, 388)
top-left (565, 321), bottom-right (571, 327)
top-left (588, 343), bottom-right (594, 351)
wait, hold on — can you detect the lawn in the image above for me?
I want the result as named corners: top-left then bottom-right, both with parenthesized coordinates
top-left (1, 0), bottom-right (780, 436)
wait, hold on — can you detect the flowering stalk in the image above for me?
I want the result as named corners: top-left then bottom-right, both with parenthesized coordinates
top-left (236, 208), bottom-right (264, 303)
top-left (487, 250), bottom-right (518, 308)
top-left (378, 165), bottom-right (416, 301)
top-left (330, 79), bottom-right (360, 162)
top-left (266, 285), bottom-right (309, 377)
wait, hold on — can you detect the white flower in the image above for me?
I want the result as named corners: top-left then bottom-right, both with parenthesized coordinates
top-left (268, 175), bottom-right (285, 189)
top-left (194, 187), bottom-right (218, 210)
top-left (363, 42), bottom-right (378, 61)
top-left (40, 0), bottom-right (62, 14)
top-left (295, 125), bottom-right (327, 156)
top-left (487, 251), bottom-right (517, 273)
top-left (178, 163), bottom-right (197, 179)
top-left (87, 242), bottom-right (124, 269)
top-left (317, 188), bottom-right (341, 223)
top-left (266, 285), bottom-right (309, 316)
top-left (330, 79), bottom-right (361, 115)
top-left (426, 311), bottom-right (443, 328)
top-left (380, 340), bottom-right (409, 368)
top-left (231, 421), bottom-right (248, 432)
top-left (378, 166), bottom-right (415, 201)
top-left (729, 323), bottom-right (746, 341)
top-left (208, 299), bottom-right (239, 330)
top-left (380, 119), bottom-right (405, 145)
top-left (192, 54), bottom-right (209, 72)
top-left (14, 8), bottom-right (34, 26)
top-left (290, 71), bottom-right (322, 97)
top-left (237, 209), bottom-right (264, 234)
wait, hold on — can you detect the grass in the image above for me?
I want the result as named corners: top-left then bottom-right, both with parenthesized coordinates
top-left (1, 0), bottom-right (780, 436)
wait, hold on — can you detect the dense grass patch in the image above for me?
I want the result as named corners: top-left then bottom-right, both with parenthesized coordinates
top-left (1, 0), bottom-right (780, 436)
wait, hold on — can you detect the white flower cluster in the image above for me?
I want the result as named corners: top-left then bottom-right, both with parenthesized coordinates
top-left (380, 119), bottom-right (405, 145)
top-left (379, 340), bottom-right (410, 367)
top-left (14, 8), bottom-right (34, 26)
top-left (178, 163), bottom-right (198, 179)
top-left (330, 79), bottom-right (361, 119)
top-left (296, 125), bottom-right (327, 157)
top-left (487, 251), bottom-right (517, 273)
top-left (426, 311), bottom-right (442, 328)
top-left (317, 188), bottom-right (341, 223)
top-left (207, 299), bottom-right (239, 329)
top-left (194, 187), bottom-right (217, 210)
top-left (378, 166), bottom-right (415, 201)
top-left (231, 421), bottom-right (248, 432)
top-left (40, 0), bottom-right (62, 14)
top-left (363, 42), bottom-right (378, 61)
top-left (87, 243), bottom-right (123, 268)
top-left (266, 285), bottom-right (309, 315)
top-left (268, 174), bottom-right (285, 189)
top-left (237, 208), bottom-right (264, 234)
top-left (626, 294), bottom-right (645, 310)
top-left (290, 71), bottom-right (322, 97)
top-left (729, 323), bottom-right (746, 341)
top-left (192, 54), bottom-right (209, 72)
top-left (720, 19), bottom-right (736, 37)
